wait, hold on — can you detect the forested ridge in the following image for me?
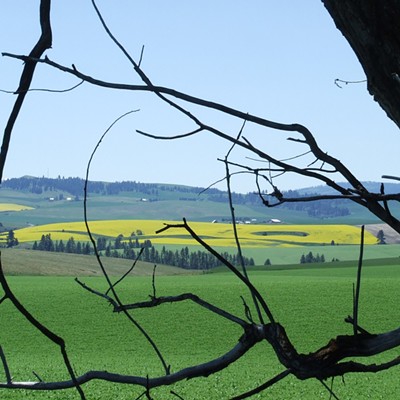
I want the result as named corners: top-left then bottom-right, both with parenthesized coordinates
top-left (0, 176), bottom-right (369, 219)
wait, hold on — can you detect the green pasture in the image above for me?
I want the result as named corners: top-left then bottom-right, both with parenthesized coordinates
top-left (153, 242), bottom-right (400, 265)
top-left (1, 259), bottom-right (400, 399)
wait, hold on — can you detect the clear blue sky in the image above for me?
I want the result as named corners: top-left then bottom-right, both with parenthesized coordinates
top-left (1, 1), bottom-right (399, 193)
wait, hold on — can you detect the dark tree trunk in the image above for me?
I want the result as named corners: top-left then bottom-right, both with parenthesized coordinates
top-left (323, 0), bottom-right (400, 129)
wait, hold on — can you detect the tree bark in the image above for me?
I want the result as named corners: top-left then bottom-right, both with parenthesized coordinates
top-left (323, 0), bottom-right (400, 130)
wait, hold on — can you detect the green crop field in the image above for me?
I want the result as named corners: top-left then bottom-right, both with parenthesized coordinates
top-left (1, 256), bottom-right (399, 399)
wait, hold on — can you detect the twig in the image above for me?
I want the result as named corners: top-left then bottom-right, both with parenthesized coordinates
top-left (32, 371), bottom-right (44, 382)
top-left (334, 78), bottom-right (367, 88)
top-left (156, 219), bottom-right (276, 324)
top-left (105, 247), bottom-right (144, 296)
top-left (0, 80), bottom-right (84, 94)
top-left (75, 278), bottom-right (119, 309)
top-left (344, 316), bottom-right (370, 335)
top-left (82, 110), bottom-right (170, 374)
top-left (0, 294), bottom-right (7, 305)
top-left (240, 296), bottom-right (254, 323)
top-left (0, 346), bottom-right (12, 384)
top-left (170, 390), bottom-right (185, 399)
top-left (137, 127), bottom-right (203, 140)
top-left (320, 378), bottom-right (341, 400)
top-left (230, 369), bottom-right (291, 400)
top-left (151, 265), bottom-right (157, 299)
top-left (223, 120), bottom-right (265, 324)
top-left (117, 292), bottom-right (248, 327)
top-left (353, 225), bottom-right (365, 335)
top-left (382, 174), bottom-right (400, 182)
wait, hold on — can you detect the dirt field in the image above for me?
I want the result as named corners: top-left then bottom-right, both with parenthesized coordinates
top-left (364, 224), bottom-right (400, 244)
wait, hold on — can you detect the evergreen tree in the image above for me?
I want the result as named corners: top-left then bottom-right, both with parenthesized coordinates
top-left (65, 237), bottom-right (76, 253)
top-left (114, 234), bottom-right (124, 249)
top-left (6, 230), bottom-right (19, 247)
top-left (377, 229), bottom-right (386, 244)
top-left (83, 243), bottom-right (91, 255)
top-left (58, 240), bottom-right (65, 252)
top-left (97, 237), bottom-right (107, 251)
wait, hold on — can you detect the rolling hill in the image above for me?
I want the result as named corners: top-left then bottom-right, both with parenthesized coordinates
top-left (1, 176), bottom-right (399, 230)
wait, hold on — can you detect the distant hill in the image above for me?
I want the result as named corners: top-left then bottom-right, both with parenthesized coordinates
top-left (0, 176), bottom-right (399, 228)
top-left (298, 181), bottom-right (400, 195)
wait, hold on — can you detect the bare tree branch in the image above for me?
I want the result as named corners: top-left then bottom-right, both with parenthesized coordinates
top-left (0, 79), bottom-right (84, 94)
top-left (105, 247), bottom-right (144, 295)
top-left (156, 219), bottom-right (276, 324)
top-left (0, 0), bottom-right (52, 182)
top-left (353, 226), bottom-right (365, 335)
top-left (230, 369), bottom-right (291, 400)
top-left (117, 292), bottom-right (248, 327)
top-left (82, 110), bottom-right (170, 375)
top-left (0, 347), bottom-right (11, 385)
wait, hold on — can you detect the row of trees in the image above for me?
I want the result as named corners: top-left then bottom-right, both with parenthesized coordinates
top-left (32, 234), bottom-right (91, 254)
top-left (1, 176), bottom-right (224, 198)
top-left (300, 252), bottom-right (326, 264)
top-left (31, 233), bottom-right (255, 270)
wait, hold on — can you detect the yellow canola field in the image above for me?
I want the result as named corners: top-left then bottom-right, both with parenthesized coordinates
top-left (9, 220), bottom-right (377, 248)
top-left (0, 203), bottom-right (34, 212)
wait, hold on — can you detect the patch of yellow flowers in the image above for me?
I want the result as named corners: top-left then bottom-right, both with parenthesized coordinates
top-left (6, 220), bottom-right (377, 248)
top-left (0, 203), bottom-right (34, 212)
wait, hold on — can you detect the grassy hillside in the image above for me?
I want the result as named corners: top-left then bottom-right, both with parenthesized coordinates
top-left (2, 244), bottom-right (400, 276)
top-left (0, 248), bottom-right (196, 276)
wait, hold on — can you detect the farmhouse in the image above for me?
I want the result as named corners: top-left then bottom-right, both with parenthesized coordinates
top-left (268, 218), bottom-right (282, 224)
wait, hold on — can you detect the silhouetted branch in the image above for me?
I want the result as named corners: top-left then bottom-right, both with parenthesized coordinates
top-left (117, 292), bottom-right (248, 327)
top-left (334, 78), bottom-right (367, 88)
top-left (353, 226), bottom-right (365, 335)
top-left (230, 369), bottom-right (291, 400)
top-left (156, 219), bottom-right (276, 324)
top-left (0, 80), bottom-right (84, 94)
top-left (0, 347), bottom-right (11, 385)
top-left (105, 247), bottom-right (144, 295)
top-left (0, 0), bottom-right (52, 183)
top-left (75, 278), bottom-right (119, 308)
top-left (82, 110), bottom-right (170, 374)
top-left (137, 127), bottom-right (203, 140)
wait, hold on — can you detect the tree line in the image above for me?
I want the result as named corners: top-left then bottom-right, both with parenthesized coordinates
top-left (31, 233), bottom-right (255, 270)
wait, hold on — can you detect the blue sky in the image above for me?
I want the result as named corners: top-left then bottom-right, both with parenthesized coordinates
top-left (1, 1), bottom-right (399, 193)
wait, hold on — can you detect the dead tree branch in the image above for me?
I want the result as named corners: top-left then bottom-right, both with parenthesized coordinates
top-left (0, 0), bottom-right (52, 182)
top-left (82, 111), bottom-right (170, 375)
top-left (353, 225), bottom-right (365, 335)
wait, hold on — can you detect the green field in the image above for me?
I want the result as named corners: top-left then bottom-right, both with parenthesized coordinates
top-left (0, 251), bottom-right (399, 399)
